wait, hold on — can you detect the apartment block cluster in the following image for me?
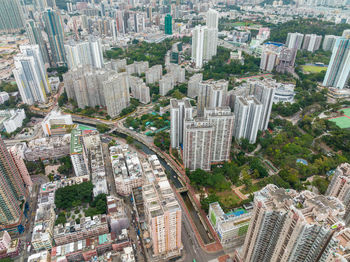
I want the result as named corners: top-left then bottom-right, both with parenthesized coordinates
top-left (0, 109), bottom-right (26, 134)
top-left (0, 231), bottom-right (21, 259)
top-left (233, 181), bottom-right (350, 262)
top-left (171, 78), bottom-right (276, 170)
top-left (109, 142), bottom-right (183, 260)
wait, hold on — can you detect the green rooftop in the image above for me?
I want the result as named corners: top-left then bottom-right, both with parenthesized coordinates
top-left (98, 234), bottom-right (109, 244)
top-left (70, 129), bottom-right (83, 154)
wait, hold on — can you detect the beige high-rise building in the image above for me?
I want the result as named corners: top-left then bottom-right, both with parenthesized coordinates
top-left (241, 184), bottom-right (347, 262)
top-left (170, 99), bottom-right (193, 148)
top-left (143, 155), bottom-right (182, 259)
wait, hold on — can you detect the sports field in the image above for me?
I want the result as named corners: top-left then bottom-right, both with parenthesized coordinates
top-left (329, 108), bottom-right (350, 128)
top-left (302, 65), bottom-right (327, 73)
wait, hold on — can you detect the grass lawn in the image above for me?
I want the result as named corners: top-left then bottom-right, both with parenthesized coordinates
top-left (302, 65), bottom-right (327, 73)
top-left (329, 116), bottom-right (350, 129)
top-left (217, 190), bottom-right (241, 210)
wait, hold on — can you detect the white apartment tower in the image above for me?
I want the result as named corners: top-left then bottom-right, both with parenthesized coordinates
top-left (187, 73), bottom-right (203, 98)
top-left (65, 37), bottom-right (104, 69)
top-left (286, 32), bottom-right (304, 50)
top-left (249, 82), bottom-right (276, 130)
top-left (197, 80), bottom-right (228, 116)
top-left (233, 96), bottom-right (262, 144)
top-left (13, 45), bottom-right (51, 105)
top-left (192, 25), bottom-right (205, 68)
top-left (183, 118), bottom-right (213, 171)
top-left (302, 34), bottom-right (322, 52)
top-left (204, 107), bottom-right (234, 162)
top-left (170, 99), bottom-right (193, 148)
top-left (103, 73), bottom-right (130, 118)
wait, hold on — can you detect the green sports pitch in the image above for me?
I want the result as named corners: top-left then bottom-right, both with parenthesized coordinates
top-left (329, 108), bottom-right (350, 129)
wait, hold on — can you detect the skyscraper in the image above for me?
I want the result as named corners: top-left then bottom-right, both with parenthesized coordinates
top-left (249, 82), bottom-right (276, 131)
top-left (43, 8), bottom-right (66, 66)
top-left (0, 0), bottom-right (24, 33)
top-left (191, 25), bottom-right (205, 68)
top-left (170, 99), bottom-right (193, 148)
top-left (233, 96), bottom-right (262, 144)
top-left (302, 34), bottom-right (322, 52)
top-left (286, 32), bottom-right (304, 50)
top-left (204, 107), bottom-right (234, 162)
top-left (323, 37), bottom-right (350, 89)
top-left (322, 35), bottom-right (339, 51)
top-left (183, 118), bottom-right (213, 171)
top-left (241, 184), bottom-right (347, 262)
top-left (0, 138), bottom-right (26, 226)
top-left (13, 45), bottom-right (51, 105)
top-left (25, 20), bottom-right (50, 64)
top-left (187, 73), bottom-right (203, 98)
top-left (191, 9), bottom-right (218, 68)
top-left (65, 37), bottom-right (104, 69)
top-left (143, 155), bottom-right (182, 258)
top-left (103, 73), bottom-right (130, 118)
top-left (165, 14), bottom-right (172, 35)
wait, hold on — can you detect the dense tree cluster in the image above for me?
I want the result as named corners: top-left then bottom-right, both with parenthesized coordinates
top-left (202, 47), bottom-right (260, 80)
top-left (154, 131), bottom-right (170, 151)
top-left (55, 182), bottom-right (94, 209)
top-left (104, 40), bottom-right (174, 67)
top-left (57, 156), bottom-right (73, 175)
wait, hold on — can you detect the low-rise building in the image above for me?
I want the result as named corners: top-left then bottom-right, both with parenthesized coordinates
top-left (107, 196), bottom-right (129, 234)
top-left (28, 250), bottom-right (51, 262)
top-left (0, 92), bottom-right (9, 104)
top-left (0, 109), bottom-right (26, 133)
top-left (208, 202), bottom-right (251, 248)
top-left (53, 215), bottom-right (109, 246)
top-left (70, 129), bottom-right (89, 177)
top-left (82, 131), bottom-right (108, 196)
top-left (110, 145), bottom-right (143, 196)
top-left (41, 110), bottom-right (73, 136)
top-left (23, 135), bottom-right (71, 161)
top-left (50, 233), bottom-right (125, 262)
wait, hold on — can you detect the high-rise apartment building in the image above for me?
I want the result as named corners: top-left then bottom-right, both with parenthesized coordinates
top-left (204, 107), bottom-right (234, 162)
top-left (165, 14), bottom-right (172, 35)
top-left (323, 37), bottom-right (350, 89)
top-left (65, 37), bottom-right (104, 69)
top-left (191, 9), bottom-right (218, 68)
top-left (129, 77), bottom-right (150, 104)
top-left (197, 80), bottom-right (228, 116)
top-left (191, 25), bottom-right (205, 68)
top-left (103, 73), bottom-right (130, 118)
top-left (187, 73), bottom-right (203, 98)
top-left (326, 163), bottom-right (350, 225)
top-left (183, 118), bottom-right (213, 171)
top-left (0, 138), bottom-right (26, 226)
top-left (63, 66), bottom-right (111, 109)
top-left (275, 47), bottom-right (297, 74)
top-left (286, 32), bottom-right (304, 49)
top-left (249, 82), bottom-right (276, 131)
top-left (170, 99), bottom-right (193, 148)
top-left (241, 184), bottom-right (347, 262)
top-left (143, 155), bottom-right (182, 259)
top-left (13, 45), bottom-right (51, 105)
top-left (323, 35), bottom-right (339, 51)
top-left (233, 96), bottom-right (262, 144)
top-left (0, 0), bottom-right (24, 33)
top-left (43, 8), bottom-right (66, 66)
top-left (25, 20), bottom-right (50, 65)
top-left (9, 147), bottom-right (32, 190)
top-left (260, 46), bottom-right (279, 72)
top-left (302, 34), bottom-right (322, 52)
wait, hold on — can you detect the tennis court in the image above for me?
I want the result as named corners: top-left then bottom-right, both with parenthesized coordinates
top-left (328, 107), bottom-right (350, 129)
